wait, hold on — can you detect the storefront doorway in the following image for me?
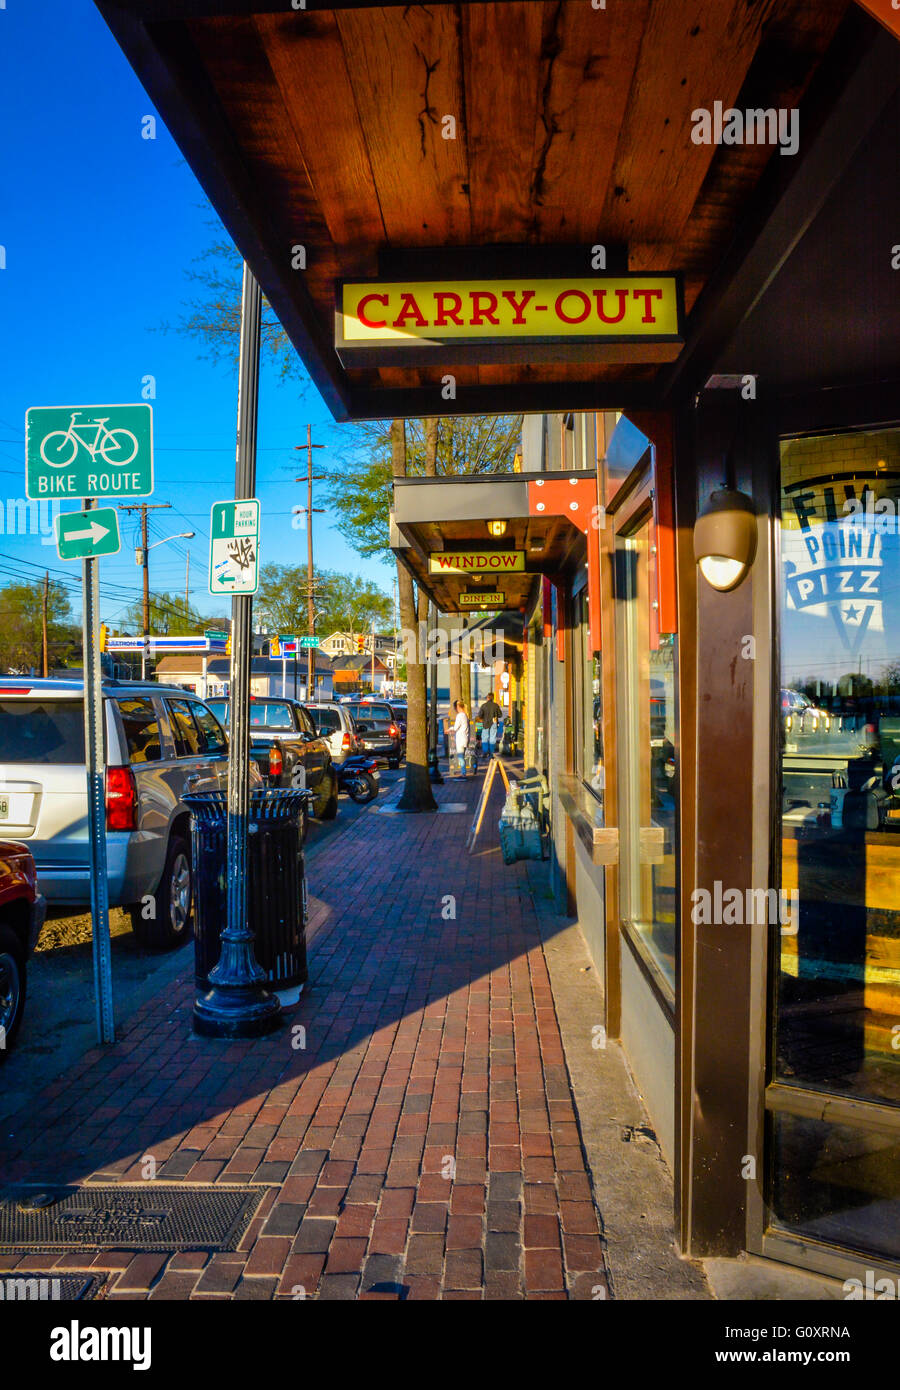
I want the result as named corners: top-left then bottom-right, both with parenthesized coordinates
top-left (760, 424), bottom-right (900, 1276)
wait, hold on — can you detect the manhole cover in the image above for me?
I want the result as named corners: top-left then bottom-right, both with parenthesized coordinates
top-left (0, 1273), bottom-right (102, 1301)
top-left (0, 1185), bottom-right (267, 1252)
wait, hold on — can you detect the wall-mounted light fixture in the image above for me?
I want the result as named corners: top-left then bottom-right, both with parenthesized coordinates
top-left (487, 519), bottom-right (507, 537)
top-left (693, 488), bottom-right (757, 592)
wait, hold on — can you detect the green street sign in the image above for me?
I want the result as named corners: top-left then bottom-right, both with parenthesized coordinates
top-left (205, 629), bottom-right (228, 641)
top-left (209, 498), bottom-right (260, 595)
top-left (299, 636), bottom-right (318, 648)
top-left (55, 507), bottom-right (121, 561)
top-left (26, 404), bottom-right (153, 501)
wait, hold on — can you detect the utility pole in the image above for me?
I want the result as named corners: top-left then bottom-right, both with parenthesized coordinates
top-left (184, 549), bottom-right (190, 618)
top-left (371, 621), bottom-right (375, 692)
top-left (41, 570), bottom-right (49, 678)
top-left (117, 501), bottom-right (171, 679)
top-left (294, 426), bottom-right (325, 700)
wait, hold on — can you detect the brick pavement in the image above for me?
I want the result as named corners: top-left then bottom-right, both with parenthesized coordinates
top-left (1, 766), bottom-right (610, 1300)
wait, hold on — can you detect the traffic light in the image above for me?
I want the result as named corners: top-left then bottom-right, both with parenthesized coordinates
top-left (99, 624), bottom-right (108, 653)
top-left (226, 635), bottom-right (232, 656)
top-left (356, 634), bottom-right (365, 653)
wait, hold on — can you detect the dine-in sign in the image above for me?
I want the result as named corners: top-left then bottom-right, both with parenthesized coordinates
top-left (429, 551), bottom-right (524, 575)
top-left (338, 276), bottom-right (681, 348)
top-left (460, 590), bottom-right (506, 607)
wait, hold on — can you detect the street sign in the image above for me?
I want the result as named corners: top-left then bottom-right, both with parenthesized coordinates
top-left (299, 636), bottom-right (318, 648)
top-left (209, 499), bottom-right (260, 595)
top-left (105, 634), bottom-right (227, 653)
top-left (55, 507), bottom-right (121, 561)
top-left (205, 628), bottom-right (228, 641)
top-left (26, 404), bottom-right (153, 501)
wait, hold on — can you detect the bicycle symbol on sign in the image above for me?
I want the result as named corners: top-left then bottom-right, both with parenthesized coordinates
top-left (39, 412), bottom-right (139, 469)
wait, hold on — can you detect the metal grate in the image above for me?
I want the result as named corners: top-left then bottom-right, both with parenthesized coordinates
top-left (0, 1185), bottom-right (268, 1253)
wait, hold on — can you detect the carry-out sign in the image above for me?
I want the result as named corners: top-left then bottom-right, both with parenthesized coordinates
top-left (209, 499), bottom-right (260, 595)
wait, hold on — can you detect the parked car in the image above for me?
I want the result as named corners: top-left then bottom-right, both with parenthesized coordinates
top-left (0, 840), bottom-right (45, 1061)
top-left (207, 696), bottom-right (338, 832)
top-left (386, 702), bottom-right (408, 750)
top-left (0, 679), bottom-right (242, 950)
top-left (305, 701), bottom-right (361, 765)
top-left (782, 688), bottom-right (831, 735)
top-left (342, 700), bottom-right (404, 768)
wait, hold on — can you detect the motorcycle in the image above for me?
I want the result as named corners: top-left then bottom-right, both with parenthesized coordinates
top-left (337, 754), bottom-right (380, 805)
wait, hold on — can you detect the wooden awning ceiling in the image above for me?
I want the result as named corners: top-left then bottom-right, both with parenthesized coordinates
top-left (97, 0), bottom-right (865, 420)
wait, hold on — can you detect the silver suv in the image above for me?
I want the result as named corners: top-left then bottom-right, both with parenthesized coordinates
top-left (0, 679), bottom-right (255, 950)
top-left (305, 701), bottom-right (360, 766)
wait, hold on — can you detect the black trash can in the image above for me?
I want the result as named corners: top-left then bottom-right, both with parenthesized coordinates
top-left (184, 788), bottom-right (309, 994)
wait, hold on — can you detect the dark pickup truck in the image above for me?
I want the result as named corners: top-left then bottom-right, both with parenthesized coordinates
top-left (207, 697), bottom-right (338, 835)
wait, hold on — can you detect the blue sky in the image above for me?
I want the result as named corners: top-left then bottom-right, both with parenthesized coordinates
top-left (0, 0), bottom-right (388, 633)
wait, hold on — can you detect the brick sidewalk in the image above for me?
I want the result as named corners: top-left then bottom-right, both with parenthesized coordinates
top-left (1, 767), bottom-right (609, 1301)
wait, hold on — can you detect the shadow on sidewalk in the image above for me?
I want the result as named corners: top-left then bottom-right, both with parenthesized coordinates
top-left (1, 758), bottom-right (566, 1191)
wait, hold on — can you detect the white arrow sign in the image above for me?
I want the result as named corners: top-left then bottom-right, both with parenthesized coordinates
top-left (68, 520), bottom-right (110, 544)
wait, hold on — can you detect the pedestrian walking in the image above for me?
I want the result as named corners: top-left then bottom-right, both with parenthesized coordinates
top-left (453, 699), bottom-right (470, 777)
top-left (478, 691), bottom-right (505, 757)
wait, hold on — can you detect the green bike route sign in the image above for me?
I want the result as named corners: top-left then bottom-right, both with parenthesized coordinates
top-left (25, 404), bottom-right (154, 501)
top-left (55, 507), bottom-right (122, 561)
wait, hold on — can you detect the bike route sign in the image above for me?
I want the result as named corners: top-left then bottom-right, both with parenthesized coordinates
top-left (25, 404), bottom-right (154, 501)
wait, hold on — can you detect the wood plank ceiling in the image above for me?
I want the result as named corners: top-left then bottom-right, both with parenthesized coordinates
top-left (165, 0), bottom-right (850, 412)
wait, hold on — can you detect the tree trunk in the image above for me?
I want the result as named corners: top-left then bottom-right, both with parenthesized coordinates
top-left (460, 658), bottom-right (471, 716)
top-left (448, 655), bottom-right (461, 752)
top-left (393, 418), bottom-right (436, 813)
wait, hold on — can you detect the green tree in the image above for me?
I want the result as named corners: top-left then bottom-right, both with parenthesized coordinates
top-left (160, 226), bottom-right (306, 385)
top-left (0, 582), bottom-right (78, 673)
top-left (255, 564), bottom-right (392, 637)
top-left (325, 415), bottom-right (521, 561)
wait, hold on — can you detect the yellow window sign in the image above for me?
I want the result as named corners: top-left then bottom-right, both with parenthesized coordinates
top-left (429, 552), bottom-right (524, 576)
top-left (339, 276), bottom-right (681, 345)
top-left (460, 590), bottom-right (506, 607)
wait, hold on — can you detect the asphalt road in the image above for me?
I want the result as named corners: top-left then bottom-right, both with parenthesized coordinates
top-left (0, 767), bottom-right (405, 1123)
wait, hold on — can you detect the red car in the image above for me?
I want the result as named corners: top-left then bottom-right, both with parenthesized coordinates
top-left (0, 841), bottom-right (46, 1060)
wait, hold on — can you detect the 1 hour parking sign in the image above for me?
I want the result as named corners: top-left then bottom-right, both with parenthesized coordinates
top-left (209, 499), bottom-right (260, 595)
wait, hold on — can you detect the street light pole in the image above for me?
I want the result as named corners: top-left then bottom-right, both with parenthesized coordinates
top-left (194, 261), bottom-right (280, 1040)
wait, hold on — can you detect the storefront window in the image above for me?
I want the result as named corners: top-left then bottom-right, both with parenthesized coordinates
top-left (574, 589), bottom-right (603, 801)
top-left (771, 426), bottom-right (900, 1260)
top-left (619, 520), bottom-right (678, 994)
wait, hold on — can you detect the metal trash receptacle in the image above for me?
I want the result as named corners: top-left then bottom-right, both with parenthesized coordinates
top-left (184, 788), bottom-right (309, 994)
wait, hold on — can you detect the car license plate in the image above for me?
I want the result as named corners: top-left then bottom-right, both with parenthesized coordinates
top-left (0, 797), bottom-right (8, 818)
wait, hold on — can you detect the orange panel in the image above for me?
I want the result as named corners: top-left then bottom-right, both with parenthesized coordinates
top-left (855, 0), bottom-right (900, 41)
top-left (627, 411), bottom-right (678, 635)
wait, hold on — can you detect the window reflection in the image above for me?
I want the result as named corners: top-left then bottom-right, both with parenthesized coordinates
top-left (621, 522), bottom-right (678, 993)
top-left (777, 428), bottom-right (900, 1109)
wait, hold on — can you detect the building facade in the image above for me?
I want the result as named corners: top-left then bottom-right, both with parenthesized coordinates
top-left (100, 0), bottom-right (900, 1284)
